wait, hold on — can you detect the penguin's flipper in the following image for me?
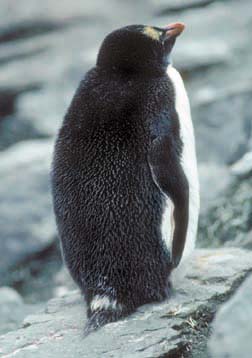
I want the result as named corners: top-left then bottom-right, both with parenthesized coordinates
top-left (148, 135), bottom-right (189, 268)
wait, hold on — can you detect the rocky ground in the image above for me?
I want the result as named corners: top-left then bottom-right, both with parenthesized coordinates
top-left (0, 0), bottom-right (252, 357)
top-left (1, 249), bottom-right (252, 358)
top-left (209, 272), bottom-right (252, 358)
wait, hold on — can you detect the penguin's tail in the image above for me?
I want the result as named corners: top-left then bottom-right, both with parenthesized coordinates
top-left (84, 296), bottom-right (129, 336)
top-left (84, 309), bottom-right (125, 336)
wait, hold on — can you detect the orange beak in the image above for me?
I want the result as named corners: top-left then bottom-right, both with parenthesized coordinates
top-left (165, 22), bottom-right (185, 37)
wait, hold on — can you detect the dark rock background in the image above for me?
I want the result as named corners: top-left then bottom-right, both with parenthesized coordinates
top-left (0, 0), bottom-right (251, 357)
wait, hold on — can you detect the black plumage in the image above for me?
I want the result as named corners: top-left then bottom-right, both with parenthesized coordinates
top-left (51, 24), bottom-right (189, 334)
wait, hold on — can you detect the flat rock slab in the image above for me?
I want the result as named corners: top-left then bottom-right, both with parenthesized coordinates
top-left (0, 287), bottom-right (41, 336)
top-left (0, 248), bottom-right (252, 358)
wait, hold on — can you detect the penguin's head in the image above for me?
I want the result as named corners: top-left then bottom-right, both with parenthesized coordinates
top-left (97, 23), bottom-right (185, 75)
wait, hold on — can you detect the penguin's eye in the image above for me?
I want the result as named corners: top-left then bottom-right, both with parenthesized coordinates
top-left (142, 26), bottom-right (162, 41)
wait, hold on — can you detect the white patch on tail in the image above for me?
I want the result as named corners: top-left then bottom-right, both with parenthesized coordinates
top-left (161, 65), bottom-right (200, 265)
top-left (90, 295), bottom-right (121, 312)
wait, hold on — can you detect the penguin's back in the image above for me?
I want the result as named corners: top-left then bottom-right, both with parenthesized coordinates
top-left (52, 68), bottom-right (176, 308)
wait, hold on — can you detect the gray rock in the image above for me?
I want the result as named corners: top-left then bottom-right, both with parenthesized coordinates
top-left (0, 0), bottom-right (153, 140)
top-left (198, 177), bottom-right (252, 248)
top-left (0, 114), bottom-right (48, 151)
top-left (0, 0), bottom-right (147, 30)
top-left (175, 39), bottom-right (230, 73)
top-left (198, 162), bottom-right (232, 213)
top-left (154, 4), bottom-right (233, 74)
top-left (193, 85), bottom-right (252, 165)
top-left (154, 0), bottom-right (252, 166)
top-left (209, 273), bottom-right (252, 358)
top-left (0, 287), bottom-right (40, 335)
top-left (225, 231), bottom-right (252, 250)
top-left (52, 267), bottom-right (77, 298)
top-left (152, 0), bottom-right (220, 15)
top-left (231, 151), bottom-right (252, 178)
top-left (0, 0), bottom-right (152, 89)
top-left (1, 0), bottom-right (252, 148)
top-left (154, 0), bottom-right (252, 77)
top-left (0, 140), bottom-right (56, 283)
top-left (6, 243), bottom-right (63, 304)
top-left (0, 248), bottom-right (252, 358)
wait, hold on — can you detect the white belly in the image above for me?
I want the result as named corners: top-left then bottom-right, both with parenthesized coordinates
top-left (161, 65), bottom-right (200, 261)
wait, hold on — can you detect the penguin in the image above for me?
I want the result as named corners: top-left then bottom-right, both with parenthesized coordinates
top-left (51, 22), bottom-right (200, 334)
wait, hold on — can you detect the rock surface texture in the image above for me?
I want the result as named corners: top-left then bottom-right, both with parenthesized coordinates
top-left (0, 140), bottom-right (55, 284)
top-left (209, 273), bottom-right (252, 358)
top-left (1, 0), bottom-right (252, 356)
top-left (0, 248), bottom-right (252, 358)
top-left (0, 0), bottom-right (252, 287)
top-left (0, 287), bottom-right (40, 336)
top-left (199, 177), bottom-right (252, 248)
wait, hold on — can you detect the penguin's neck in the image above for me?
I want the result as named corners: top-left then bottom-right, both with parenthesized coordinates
top-left (96, 60), bottom-right (168, 78)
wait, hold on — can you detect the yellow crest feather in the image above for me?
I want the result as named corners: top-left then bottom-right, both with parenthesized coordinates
top-left (143, 26), bottom-right (161, 41)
